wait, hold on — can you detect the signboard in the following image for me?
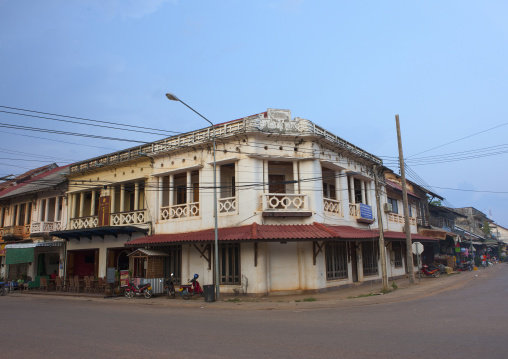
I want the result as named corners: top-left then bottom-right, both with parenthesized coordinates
top-left (0, 244), bottom-right (5, 256)
top-left (98, 196), bottom-right (111, 226)
top-left (412, 242), bottom-right (424, 255)
top-left (120, 270), bottom-right (129, 287)
top-left (359, 203), bottom-right (373, 220)
top-left (106, 267), bottom-right (116, 284)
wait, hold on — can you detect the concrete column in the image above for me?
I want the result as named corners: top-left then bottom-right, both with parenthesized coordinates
top-left (169, 175), bottom-right (174, 207)
top-left (349, 176), bottom-right (355, 204)
top-left (38, 199), bottom-right (44, 221)
top-left (44, 198), bottom-right (50, 221)
top-left (55, 196), bottom-right (61, 221)
top-left (0, 207), bottom-right (4, 227)
top-left (263, 160), bottom-right (269, 193)
top-left (134, 182), bottom-right (140, 210)
top-left (361, 181), bottom-right (366, 204)
top-left (69, 194), bottom-right (76, 220)
top-left (79, 192), bottom-right (85, 217)
top-left (91, 190), bottom-right (96, 216)
top-left (110, 185), bottom-right (116, 213)
top-left (335, 170), bottom-right (341, 202)
top-left (186, 171), bottom-right (192, 203)
top-left (340, 171), bottom-right (350, 220)
top-left (293, 161), bottom-right (299, 194)
top-left (120, 184), bottom-right (125, 212)
top-left (15, 204), bottom-right (21, 225)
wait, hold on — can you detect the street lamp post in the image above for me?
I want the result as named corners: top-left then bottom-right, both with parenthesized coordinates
top-left (165, 93), bottom-right (220, 301)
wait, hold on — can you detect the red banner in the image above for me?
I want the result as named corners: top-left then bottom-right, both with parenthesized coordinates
top-left (98, 196), bottom-right (111, 226)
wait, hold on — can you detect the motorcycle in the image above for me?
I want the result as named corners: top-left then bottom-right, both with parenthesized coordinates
top-left (421, 264), bottom-right (441, 278)
top-left (179, 274), bottom-right (203, 300)
top-left (124, 280), bottom-right (153, 299)
top-left (457, 261), bottom-right (473, 271)
top-left (161, 274), bottom-right (176, 299)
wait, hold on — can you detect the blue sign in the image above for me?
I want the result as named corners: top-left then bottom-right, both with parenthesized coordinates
top-left (359, 204), bottom-right (373, 220)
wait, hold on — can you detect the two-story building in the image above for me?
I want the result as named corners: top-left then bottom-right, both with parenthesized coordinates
top-left (0, 164), bottom-right (68, 280)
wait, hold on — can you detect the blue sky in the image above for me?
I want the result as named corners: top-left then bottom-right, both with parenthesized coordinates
top-left (1, 0), bottom-right (507, 228)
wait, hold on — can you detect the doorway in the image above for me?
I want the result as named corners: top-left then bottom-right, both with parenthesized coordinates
top-left (350, 242), bottom-right (358, 282)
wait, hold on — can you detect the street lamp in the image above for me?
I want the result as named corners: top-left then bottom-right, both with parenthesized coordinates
top-left (165, 93), bottom-right (220, 301)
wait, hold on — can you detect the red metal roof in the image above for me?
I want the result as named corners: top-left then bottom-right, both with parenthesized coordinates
top-left (385, 180), bottom-right (420, 199)
top-left (0, 164), bottom-right (70, 197)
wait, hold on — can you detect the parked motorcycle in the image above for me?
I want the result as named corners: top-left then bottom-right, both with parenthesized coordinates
top-left (421, 264), bottom-right (441, 278)
top-left (457, 261), bottom-right (473, 271)
top-left (180, 274), bottom-right (203, 300)
top-left (161, 274), bottom-right (176, 299)
top-left (124, 281), bottom-right (153, 299)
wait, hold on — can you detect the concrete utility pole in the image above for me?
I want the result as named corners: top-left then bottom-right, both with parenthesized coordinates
top-left (374, 165), bottom-right (388, 291)
top-left (395, 114), bottom-right (415, 284)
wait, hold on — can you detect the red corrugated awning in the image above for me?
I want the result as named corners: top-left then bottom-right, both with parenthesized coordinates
top-left (125, 222), bottom-right (436, 247)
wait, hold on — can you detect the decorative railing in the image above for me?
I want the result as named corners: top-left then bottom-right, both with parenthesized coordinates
top-left (71, 216), bottom-right (98, 229)
top-left (323, 198), bottom-right (342, 215)
top-left (219, 197), bottom-right (237, 214)
top-left (349, 204), bottom-right (359, 217)
top-left (2, 225), bottom-right (31, 238)
top-left (70, 114), bottom-right (381, 174)
top-left (111, 210), bottom-right (147, 225)
top-left (262, 193), bottom-right (308, 211)
top-left (388, 212), bottom-right (416, 226)
top-left (160, 202), bottom-right (200, 220)
top-left (31, 221), bottom-right (62, 234)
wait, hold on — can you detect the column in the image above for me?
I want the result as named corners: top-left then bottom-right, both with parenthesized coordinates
top-left (349, 176), bottom-right (355, 204)
top-left (0, 207), bottom-right (4, 227)
top-left (25, 202), bottom-right (31, 225)
top-left (45, 198), bottom-right (50, 221)
top-left (360, 181), bottom-right (366, 204)
top-left (70, 194), bottom-right (76, 221)
top-left (120, 184), bottom-right (125, 212)
top-left (134, 182), bottom-right (140, 210)
top-left (55, 196), bottom-right (61, 221)
top-left (263, 160), bottom-right (269, 193)
top-left (15, 204), bottom-right (20, 225)
top-left (110, 185), bottom-right (116, 213)
top-left (186, 171), bottom-right (192, 203)
top-left (169, 175), bottom-right (174, 207)
top-left (38, 199), bottom-right (44, 222)
top-left (91, 190), bottom-right (96, 216)
top-left (79, 192), bottom-right (85, 217)
top-left (157, 177), bottom-right (163, 217)
top-left (293, 161), bottom-right (299, 194)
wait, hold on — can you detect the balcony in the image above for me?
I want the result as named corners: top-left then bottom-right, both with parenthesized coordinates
top-left (2, 225), bottom-right (31, 240)
top-left (219, 197), bottom-right (237, 214)
top-left (31, 221), bottom-right (63, 235)
top-left (388, 212), bottom-right (417, 226)
top-left (349, 203), bottom-right (374, 224)
top-left (323, 198), bottom-right (342, 216)
top-left (262, 193), bottom-right (312, 217)
top-left (71, 216), bottom-right (98, 229)
top-left (111, 210), bottom-right (147, 225)
top-left (160, 202), bottom-right (200, 220)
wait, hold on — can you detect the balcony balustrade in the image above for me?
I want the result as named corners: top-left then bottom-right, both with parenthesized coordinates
top-left (218, 197), bottom-right (237, 214)
top-left (388, 212), bottom-right (417, 226)
top-left (31, 221), bottom-right (63, 234)
top-left (323, 198), bottom-right (342, 215)
top-left (262, 193), bottom-right (309, 212)
top-left (349, 203), bottom-right (374, 223)
top-left (160, 202), bottom-right (200, 220)
top-left (111, 209), bottom-right (147, 225)
top-left (2, 225), bottom-right (31, 239)
top-left (71, 216), bottom-right (98, 229)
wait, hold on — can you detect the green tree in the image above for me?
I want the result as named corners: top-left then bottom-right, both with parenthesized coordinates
top-left (482, 221), bottom-right (491, 236)
top-left (427, 195), bottom-right (441, 206)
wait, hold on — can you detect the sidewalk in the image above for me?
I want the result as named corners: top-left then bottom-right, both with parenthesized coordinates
top-left (16, 265), bottom-right (503, 311)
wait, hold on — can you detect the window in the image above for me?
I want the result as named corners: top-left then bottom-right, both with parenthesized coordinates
top-left (407, 205), bottom-right (413, 218)
top-left (392, 242), bottom-right (403, 268)
top-left (387, 197), bottom-right (398, 214)
top-left (362, 242), bottom-right (379, 276)
top-left (325, 241), bottom-right (348, 280)
top-left (219, 243), bottom-right (240, 285)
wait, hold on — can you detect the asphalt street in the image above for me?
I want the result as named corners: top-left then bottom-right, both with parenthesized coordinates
top-left (1, 265), bottom-right (506, 359)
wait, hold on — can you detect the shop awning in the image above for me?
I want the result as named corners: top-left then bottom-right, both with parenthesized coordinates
top-left (5, 243), bottom-right (36, 264)
top-left (50, 226), bottom-right (148, 241)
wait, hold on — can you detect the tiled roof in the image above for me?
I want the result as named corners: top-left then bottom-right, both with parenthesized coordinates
top-left (125, 222), bottom-right (436, 247)
top-left (0, 165), bottom-right (70, 199)
top-left (0, 163), bottom-right (58, 191)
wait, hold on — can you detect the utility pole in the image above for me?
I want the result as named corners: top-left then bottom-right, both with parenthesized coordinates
top-left (395, 114), bottom-right (415, 284)
top-left (374, 165), bottom-right (388, 291)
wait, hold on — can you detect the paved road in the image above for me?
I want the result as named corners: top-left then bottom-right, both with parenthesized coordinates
top-left (1, 265), bottom-right (506, 359)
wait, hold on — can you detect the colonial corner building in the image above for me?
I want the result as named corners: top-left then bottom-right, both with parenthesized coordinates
top-left (0, 109), bottom-right (502, 295)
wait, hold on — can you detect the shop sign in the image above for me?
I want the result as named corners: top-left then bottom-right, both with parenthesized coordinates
top-left (120, 270), bottom-right (129, 287)
top-left (98, 196), bottom-right (111, 226)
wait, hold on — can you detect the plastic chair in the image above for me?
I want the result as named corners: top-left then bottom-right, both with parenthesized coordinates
top-left (68, 276), bottom-right (75, 292)
top-left (84, 276), bottom-right (92, 293)
top-left (40, 277), bottom-right (48, 291)
top-left (55, 276), bottom-right (63, 292)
